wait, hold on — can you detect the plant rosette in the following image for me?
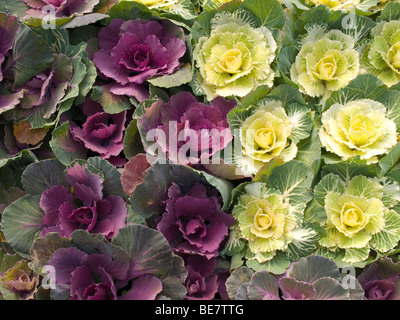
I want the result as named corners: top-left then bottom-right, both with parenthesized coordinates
top-left (126, 160), bottom-right (235, 259)
top-left (226, 255), bottom-right (364, 300)
top-left (28, 224), bottom-right (188, 300)
top-left (1, 157), bottom-right (128, 259)
top-left (227, 84), bottom-right (315, 176)
top-left (310, 170), bottom-right (400, 267)
top-left (191, 0), bottom-right (285, 100)
top-left (222, 160), bottom-right (318, 274)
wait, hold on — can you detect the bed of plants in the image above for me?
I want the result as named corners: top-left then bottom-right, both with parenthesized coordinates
top-left (1, 0), bottom-right (400, 300)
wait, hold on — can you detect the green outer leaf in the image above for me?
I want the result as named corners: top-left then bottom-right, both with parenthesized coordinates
top-left (240, 85), bottom-right (272, 110)
top-left (1, 195), bottom-right (43, 259)
top-left (314, 173), bottom-right (346, 206)
top-left (225, 266), bottom-right (254, 300)
top-left (246, 252), bottom-right (291, 275)
top-left (370, 210), bottom-right (400, 253)
top-left (147, 64), bottom-right (193, 88)
top-left (247, 271), bottom-right (280, 300)
top-left (33, 26), bottom-right (86, 58)
top-left (387, 89), bottom-right (400, 131)
top-left (294, 5), bottom-right (345, 38)
top-left (4, 24), bottom-right (54, 90)
top-left (158, 255), bottom-right (188, 300)
top-left (50, 121), bottom-right (87, 166)
top-left (123, 119), bottom-right (145, 160)
top-left (21, 159), bottom-right (67, 196)
top-left (379, 141), bottom-right (400, 177)
top-left (194, 168), bottom-right (233, 211)
top-left (62, 13), bottom-right (109, 28)
top-left (285, 225), bottom-right (320, 261)
top-left (265, 84), bottom-right (307, 109)
top-left (91, 85), bottom-right (133, 114)
top-left (191, 10), bottom-right (215, 42)
top-left (111, 224), bottom-right (173, 277)
top-left (0, 149), bottom-right (37, 170)
top-left (106, 1), bottom-right (153, 21)
top-left (239, 0), bottom-right (285, 29)
top-left (295, 129), bottom-right (322, 169)
top-left (322, 160), bottom-right (378, 183)
top-left (377, 2), bottom-right (400, 22)
top-left (4, 0), bottom-right (29, 18)
top-left (267, 160), bottom-right (313, 216)
top-left (311, 277), bottom-right (350, 300)
top-left (86, 156), bottom-right (126, 200)
top-left (325, 74), bottom-right (388, 111)
top-left (286, 255), bottom-right (342, 282)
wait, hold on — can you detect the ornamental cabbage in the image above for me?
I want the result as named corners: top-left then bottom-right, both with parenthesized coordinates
top-left (39, 161), bottom-right (127, 239)
top-left (361, 20), bottom-right (400, 88)
top-left (290, 26), bottom-right (360, 100)
top-left (357, 257), bottom-right (400, 300)
top-left (233, 189), bottom-right (298, 263)
top-left (156, 182), bottom-right (235, 259)
top-left (319, 99), bottom-right (398, 162)
top-left (135, 91), bottom-right (236, 165)
top-left (315, 173), bottom-right (400, 264)
top-left (231, 256), bottom-right (363, 300)
top-left (193, 11), bottom-right (277, 100)
top-left (228, 85), bottom-right (313, 176)
top-left (238, 100), bottom-right (297, 175)
top-left (224, 161), bottom-right (317, 272)
top-left (92, 18), bottom-right (187, 98)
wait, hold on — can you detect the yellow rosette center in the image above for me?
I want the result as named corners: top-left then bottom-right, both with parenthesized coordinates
top-left (218, 49), bottom-right (243, 74)
top-left (254, 207), bottom-right (274, 231)
top-left (390, 43), bottom-right (400, 70)
top-left (348, 114), bottom-right (376, 146)
top-left (341, 203), bottom-right (364, 228)
top-left (254, 124), bottom-right (276, 150)
top-left (316, 55), bottom-right (337, 79)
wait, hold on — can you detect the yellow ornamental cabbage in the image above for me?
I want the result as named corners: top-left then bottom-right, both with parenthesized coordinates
top-left (194, 13), bottom-right (277, 100)
top-left (239, 101), bottom-right (297, 174)
top-left (317, 174), bottom-right (400, 263)
top-left (129, 0), bottom-right (180, 8)
top-left (319, 99), bottom-right (398, 162)
top-left (290, 26), bottom-right (360, 100)
top-left (361, 20), bottom-right (400, 88)
top-left (235, 193), bottom-right (297, 263)
top-left (305, 0), bottom-right (361, 10)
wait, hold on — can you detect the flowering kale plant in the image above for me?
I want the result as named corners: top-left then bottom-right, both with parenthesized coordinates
top-left (3, 0), bottom-right (400, 303)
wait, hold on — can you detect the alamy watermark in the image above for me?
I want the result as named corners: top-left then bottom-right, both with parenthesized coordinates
top-left (41, 5), bottom-right (56, 30)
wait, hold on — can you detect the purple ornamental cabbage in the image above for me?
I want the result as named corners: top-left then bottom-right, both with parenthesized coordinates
top-left (183, 255), bottom-right (230, 300)
top-left (137, 92), bottom-right (236, 165)
top-left (39, 162), bottom-right (127, 239)
top-left (47, 247), bottom-right (162, 300)
top-left (357, 257), bottom-right (400, 300)
top-left (156, 182), bottom-right (235, 259)
top-left (184, 255), bottom-right (219, 300)
top-left (67, 98), bottom-right (127, 166)
top-left (92, 18), bottom-right (186, 97)
top-left (0, 260), bottom-right (37, 300)
top-left (14, 53), bottom-right (73, 120)
top-left (0, 14), bottom-right (19, 83)
top-left (23, 0), bottom-right (100, 18)
top-left (244, 256), bottom-right (360, 300)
